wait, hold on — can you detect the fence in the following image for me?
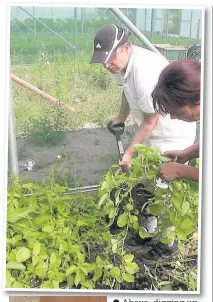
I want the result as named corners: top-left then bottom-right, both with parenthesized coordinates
top-left (10, 7), bottom-right (202, 65)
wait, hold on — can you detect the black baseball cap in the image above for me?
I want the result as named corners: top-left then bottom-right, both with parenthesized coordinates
top-left (90, 24), bottom-right (129, 64)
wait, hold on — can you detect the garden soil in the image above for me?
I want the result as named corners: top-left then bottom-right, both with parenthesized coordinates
top-left (14, 125), bottom-right (137, 187)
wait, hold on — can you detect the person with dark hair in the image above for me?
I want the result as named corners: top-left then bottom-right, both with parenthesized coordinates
top-left (152, 59), bottom-right (200, 182)
top-left (90, 25), bottom-right (197, 262)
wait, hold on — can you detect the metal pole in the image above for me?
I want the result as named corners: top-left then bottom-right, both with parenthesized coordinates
top-left (110, 8), bottom-right (163, 56)
top-left (11, 14), bottom-right (34, 33)
top-left (150, 8), bottom-right (155, 42)
top-left (51, 7), bottom-right (53, 19)
top-left (74, 7), bottom-right (78, 56)
top-left (81, 7), bottom-right (84, 36)
top-left (9, 67), bottom-right (19, 175)
top-left (190, 10), bottom-right (193, 38)
top-left (166, 9), bottom-right (169, 38)
top-left (19, 6), bottom-right (75, 49)
top-left (144, 9), bottom-right (147, 31)
top-left (33, 7), bottom-right (36, 36)
top-left (196, 19), bottom-right (200, 41)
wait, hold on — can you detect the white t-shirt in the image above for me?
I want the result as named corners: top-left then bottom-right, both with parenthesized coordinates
top-left (113, 46), bottom-right (196, 152)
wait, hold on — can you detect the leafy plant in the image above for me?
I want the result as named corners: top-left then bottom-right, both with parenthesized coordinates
top-left (25, 106), bottom-right (68, 146)
top-left (6, 145), bottom-right (198, 290)
top-left (89, 65), bottom-right (112, 90)
top-left (98, 144), bottom-right (199, 246)
top-left (6, 178), bottom-right (139, 289)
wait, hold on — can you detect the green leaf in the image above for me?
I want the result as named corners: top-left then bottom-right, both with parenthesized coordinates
top-left (11, 235), bottom-right (22, 245)
top-left (125, 203), bottom-right (134, 211)
top-left (98, 193), bottom-right (109, 208)
top-left (35, 260), bottom-right (48, 277)
top-left (16, 248), bottom-right (31, 263)
top-left (82, 280), bottom-right (95, 289)
top-left (182, 201), bottom-right (190, 216)
top-left (181, 218), bottom-right (194, 230)
top-left (32, 241), bottom-right (41, 256)
top-left (50, 252), bottom-right (57, 266)
top-left (111, 239), bottom-right (118, 253)
top-left (139, 227), bottom-right (149, 239)
top-left (77, 252), bottom-right (85, 264)
top-left (7, 207), bottom-right (35, 223)
top-left (96, 256), bottom-right (102, 265)
top-left (67, 274), bottom-right (74, 288)
top-left (59, 242), bottom-right (69, 255)
top-left (77, 220), bottom-right (90, 227)
top-left (134, 144), bottom-right (148, 153)
top-left (158, 154), bottom-right (172, 163)
top-left (123, 254), bottom-right (134, 263)
top-left (66, 265), bottom-right (77, 276)
top-left (129, 215), bottom-right (138, 223)
top-left (6, 261), bottom-right (26, 270)
top-left (93, 266), bottom-right (102, 281)
top-left (42, 226), bottom-right (54, 233)
top-left (52, 280), bottom-right (59, 288)
top-left (80, 263), bottom-right (95, 275)
top-left (110, 267), bottom-right (120, 279)
top-left (117, 212), bottom-right (128, 227)
top-left (70, 244), bottom-right (80, 253)
top-left (124, 262), bottom-right (139, 274)
top-left (171, 194), bottom-right (182, 211)
top-left (74, 270), bottom-right (84, 286)
top-left (123, 273), bottom-right (134, 282)
top-left (172, 181), bottom-right (182, 191)
top-left (148, 204), bottom-right (164, 216)
top-left (176, 228), bottom-right (187, 240)
top-left (6, 270), bottom-right (15, 288)
top-left (32, 256), bottom-right (40, 266)
top-left (108, 207), bottom-right (115, 219)
top-left (40, 280), bottom-right (52, 288)
top-left (12, 281), bottom-right (25, 288)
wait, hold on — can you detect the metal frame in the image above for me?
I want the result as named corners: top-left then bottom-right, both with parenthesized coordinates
top-left (11, 14), bottom-right (34, 33)
top-left (8, 66), bottom-right (19, 175)
top-left (111, 8), bottom-right (163, 56)
top-left (18, 6), bottom-right (75, 49)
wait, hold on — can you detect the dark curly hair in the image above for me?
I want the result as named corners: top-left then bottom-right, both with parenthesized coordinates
top-left (152, 59), bottom-right (201, 115)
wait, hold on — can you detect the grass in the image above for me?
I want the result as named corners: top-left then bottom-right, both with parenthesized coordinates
top-left (12, 52), bottom-right (122, 138)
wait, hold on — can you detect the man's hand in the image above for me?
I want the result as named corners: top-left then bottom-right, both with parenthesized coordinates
top-left (158, 162), bottom-right (182, 181)
top-left (163, 150), bottom-right (188, 164)
top-left (110, 116), bottom-right (125, 126)
top-left (119, 152), bottom-right (132, 168)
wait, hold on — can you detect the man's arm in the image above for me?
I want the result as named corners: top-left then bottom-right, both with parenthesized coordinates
top-left (126, 112), bottom-right (159, 155)
top-left (111, 91), bottom-right (130, 125)
top-left (120, 112), bottom-right (159, 167)
top-left (119, 91), bottom-right (131, 121)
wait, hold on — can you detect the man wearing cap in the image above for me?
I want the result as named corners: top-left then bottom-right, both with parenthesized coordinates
top-left (90, 24), bottom-right (196, 263)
